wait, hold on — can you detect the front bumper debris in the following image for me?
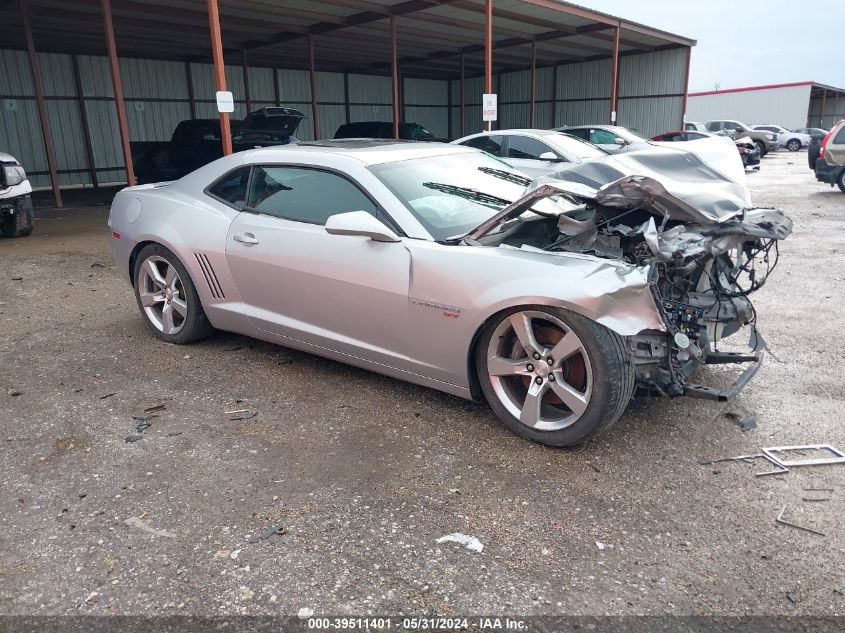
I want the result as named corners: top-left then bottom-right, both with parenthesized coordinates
top-left (0, 193), bottom-right (33, 217)
top-left (683, 349), bottom-right (764, 401)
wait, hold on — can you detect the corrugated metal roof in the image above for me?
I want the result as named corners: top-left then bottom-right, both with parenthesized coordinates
top-left (0, 0), bottom-right (693, 80)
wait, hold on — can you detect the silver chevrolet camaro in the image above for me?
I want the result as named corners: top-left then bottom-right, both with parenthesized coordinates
top-left (109, 139), bottom-right (791, 446)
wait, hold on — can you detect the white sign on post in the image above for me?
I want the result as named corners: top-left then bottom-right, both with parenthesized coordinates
top-left (216, 90), bottom-right (234, 113)
top-left (482, 93), bottom-right (498, 122)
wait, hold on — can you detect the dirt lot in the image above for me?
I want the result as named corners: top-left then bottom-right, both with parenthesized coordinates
top-left (1, 151), bottom-right (844, 618)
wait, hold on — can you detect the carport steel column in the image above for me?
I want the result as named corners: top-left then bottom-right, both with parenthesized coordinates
top-left (609, 22), bottom-right (620, 125)
top-left (19, 0), bottom-right (62, 207)
top-left (484, 0), bottom-right (492, 132)
top-left (309, 36), bottom-right (321, 140)
top-left (100, 0), bottom-right (136, 185)
top-left (391, 16), bottom-right (400, 140)
top-left (207, 0), bottom-right (232, 155)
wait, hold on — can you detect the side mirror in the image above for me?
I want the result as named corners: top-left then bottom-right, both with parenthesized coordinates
top-left (325, 211), bottom-right (400, 243)
top-left (613, 137), bottom-right (626, 146)
top-left (538, 151), bottom-right (560, 161)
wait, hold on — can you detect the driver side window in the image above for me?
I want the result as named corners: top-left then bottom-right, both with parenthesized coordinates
top-left (505, 135), bottom-right (556, 160)
top-left (247, 166), bottom-right (380, 225)
top-left (590, 129), bottom-right (618, 145)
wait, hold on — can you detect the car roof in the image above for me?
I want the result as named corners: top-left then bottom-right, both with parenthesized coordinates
top-left (457, 128), bottom-right (569, 139)
top-left (244, 139), bottom-right (476, 165)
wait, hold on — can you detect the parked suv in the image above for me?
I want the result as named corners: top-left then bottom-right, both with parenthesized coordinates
top-left (0, 152), bottom-right (34, 238)
top-left (811, 120), bottom-right (845, 193)
top-left (705, 120), bottom-right (777, 156)
top-left (334, 121), bottom-right (436, 141)
top-left (751, 124), bottom-right (811, 152)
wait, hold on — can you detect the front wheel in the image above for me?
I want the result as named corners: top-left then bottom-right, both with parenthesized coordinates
top-left (0, 204), bottom-right (34, 238)
top-left (476, 307), bottom-right (634, 447)
top-left (838, 168), bottom-right (845, 194)
top-left (754, 141), bottom-right (766, 157)
top-left (133, 244), bottom-right (214, 344)
top-left (786, 139), bottom-right (801, 152)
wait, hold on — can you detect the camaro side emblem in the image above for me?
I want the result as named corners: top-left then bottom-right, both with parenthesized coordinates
top-left (411, 298), bottom-right (462, 319)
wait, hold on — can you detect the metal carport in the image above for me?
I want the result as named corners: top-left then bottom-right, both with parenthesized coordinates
top-left (0, 0), bottom-right (695, 208)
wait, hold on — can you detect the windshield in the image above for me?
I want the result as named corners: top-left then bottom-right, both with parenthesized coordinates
top-left (400, 123), bottom-right (435, 140)
top-left (548, 133), bottom-right (607, 159)
top-left (616, 127), bottom-right (648, 143)
top-left (370, 152), bottom-right (567, 240)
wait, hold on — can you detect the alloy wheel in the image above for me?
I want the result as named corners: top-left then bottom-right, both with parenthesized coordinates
top-left (137, 255), bottom-right (188, 335)
top-left (486, 310), bottom-right (593, 431)
top-left (787, 139), bottom-right (800, 152)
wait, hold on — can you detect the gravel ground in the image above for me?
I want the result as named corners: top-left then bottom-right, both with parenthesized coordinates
top-left (0, 151), bottom-right (843, 618)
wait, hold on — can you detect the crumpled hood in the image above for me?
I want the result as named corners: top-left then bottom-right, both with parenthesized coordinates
top-left (466, 136), bottom-right (753, 240)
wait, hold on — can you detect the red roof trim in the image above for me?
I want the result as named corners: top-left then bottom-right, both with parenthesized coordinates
top-left (689, 81), bottom-right (814, 97)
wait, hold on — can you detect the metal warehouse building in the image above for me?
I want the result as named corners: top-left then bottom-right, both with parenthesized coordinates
top-left (687, 81), bottom-right (845, 131)
top-left (0, 0), bottom-right (695, 208)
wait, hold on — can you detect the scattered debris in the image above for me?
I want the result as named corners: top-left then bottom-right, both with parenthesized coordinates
top-left (7, 389), bottom-right (22, 397)
top-left (125, 416), bottom-right (153, 443)
top-left (90, 262), bottom-right (106, 269)
top-left (229, 410), bottom-right (257, 421)
top-left (762, 444), bottom-right (845, 468)
top-left (166, 432), bottom-right (182, 437)
top-left (10, 276), bottom-right (23, 281)
top-left (802, 487), bottom-right (833, 502)
top-left (124, 516), bottom-right (176, 538)
top-left (595, 540), bottom-right (612, 551)
top-left (298, 607), bottom-right (315, 619)
top-left (436, 532), bottom-right (483, 553)
top-left (775, 505), bottom-right (825, 537)
top-left (703, 444), bottom-right (845, 477)
top-left (225, 409), bottom-right (250, 415)
top-left (719, 404), bottom-right (757, 432)
top-left (99, 392), bottom-right (117, 400)
top-left (143, 403), bottom-right (166, 414)
top-left (247, 524), bottom-right (286, 543)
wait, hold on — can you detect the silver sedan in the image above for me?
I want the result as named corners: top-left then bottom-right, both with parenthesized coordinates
top-left (109, 140), bottom-right (789, 446)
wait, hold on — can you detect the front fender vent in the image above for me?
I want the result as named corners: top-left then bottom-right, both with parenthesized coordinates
top-left (194, 252), bottom-right (225, 300)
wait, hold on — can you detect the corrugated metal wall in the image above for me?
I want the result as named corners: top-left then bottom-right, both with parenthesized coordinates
top-left (687, 84), bottom-right (814, 131)
top-left (1, 45), bottom-right (688, 189)
top-left (448, 48), bottom-right (688, 139)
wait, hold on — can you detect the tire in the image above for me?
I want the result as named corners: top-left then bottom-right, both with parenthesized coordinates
top-left (0, 204), bottom-right (34, 238)
top-left (808, 139), bottom-right (820, 169)
top-left (754, 140), bottom-right (766, 157)
top-left (132, 243), bottom-right (214, 344)
top-left (838, 168), bottom-right (845, 194)
top-left (786, 138), bottom-right (801, 152)
top-left (476, 306), bottom-right (634, 447)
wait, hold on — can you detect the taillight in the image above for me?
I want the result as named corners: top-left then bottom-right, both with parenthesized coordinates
top-left (819, 130), bottom-right (833, 158)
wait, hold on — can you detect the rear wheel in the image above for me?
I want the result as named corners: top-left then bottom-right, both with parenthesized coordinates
top-left (476, 306), bottom-right (634, 447)
top-left (786, 138), bottom-right (801, 152)
top-left (837, 168), bottom-right (845, 194)
top-left (0, 204), bottom-right (34, 238)
top-left (754, 140), bottom-right (766, 157)
top-left (808, 139), bottom-right (820, 169)
top-left (133, 244), bottom-right (214, 344)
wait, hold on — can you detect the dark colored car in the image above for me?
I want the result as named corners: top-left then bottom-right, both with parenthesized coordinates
top-left (131, 107), bottom-right (304, 184)
top-left (334, 121), bottom-right (437, 141)
top-left (793, 127), bottom-right (829, 142)
top-left (651, 130), bottom-right (761, 169)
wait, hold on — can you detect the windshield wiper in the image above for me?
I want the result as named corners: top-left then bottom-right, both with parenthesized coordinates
top-left (422, 182), bottom-right (510, 208)
top-left (477, 166), bottom-right (532, 187)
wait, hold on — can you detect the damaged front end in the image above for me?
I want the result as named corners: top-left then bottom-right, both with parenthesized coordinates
top-left (466, 140), bottom-right (792, 401)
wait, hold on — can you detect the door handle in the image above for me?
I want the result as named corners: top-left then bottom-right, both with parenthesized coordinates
top-left (233, 232), bottom-right (259, 245)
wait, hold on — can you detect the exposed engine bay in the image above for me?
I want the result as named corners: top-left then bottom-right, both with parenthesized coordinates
top-left (464, 139), bottom-right (793, 400)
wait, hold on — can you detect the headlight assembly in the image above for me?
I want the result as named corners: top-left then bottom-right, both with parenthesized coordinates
top-left (2, 164), bottom-right (27, 187)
